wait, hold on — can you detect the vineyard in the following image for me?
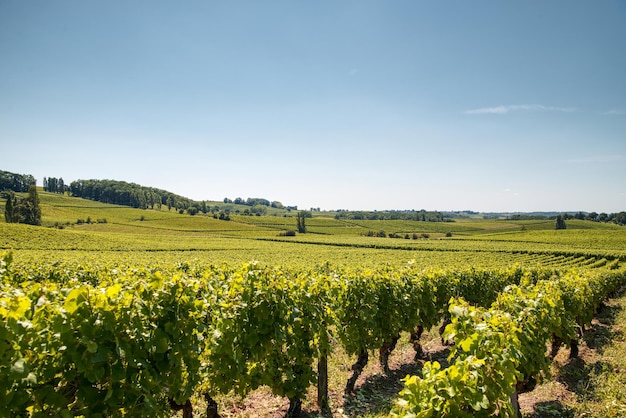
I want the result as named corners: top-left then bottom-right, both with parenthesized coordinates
top-left (1, 191), bottom-right (626, 417)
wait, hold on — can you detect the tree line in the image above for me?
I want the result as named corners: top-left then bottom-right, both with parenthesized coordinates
top-left (509, 211), bottom-right (626, 226)
top-left (566, 211), bottom-right (626, 225)
top-left (223, 196), bottom-right (288, 209)
top-left (334, 209), bottom-right (451, 222)
top-left (68, 179), bottom-right (196, 212)
top-left (42, 177), bottom-right (67, 194)
top-left (68, 180), bottom-right (275, 217)
top-left (0, 170), bottom-right (35, 192)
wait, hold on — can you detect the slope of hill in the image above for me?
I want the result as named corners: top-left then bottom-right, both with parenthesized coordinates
top-left (2, 190), bottom-right (625, 270)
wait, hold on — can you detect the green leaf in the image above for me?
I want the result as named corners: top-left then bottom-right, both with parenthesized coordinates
top-left (154, 329), bottom-right (169, 353)
top-left (64, 287), bottom-right (87, 313)
top-left (86, 340), bottom-right (98, 353)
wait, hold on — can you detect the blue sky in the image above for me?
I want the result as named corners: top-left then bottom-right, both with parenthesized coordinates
top-left (1, 1), bottom-right (625, 213)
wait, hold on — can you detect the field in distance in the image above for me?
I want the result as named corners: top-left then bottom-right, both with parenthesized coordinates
top-left (1, 190), bottom-right (624, 270)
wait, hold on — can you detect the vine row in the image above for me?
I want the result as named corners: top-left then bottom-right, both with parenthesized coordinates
top-left (1, 252), bottom-right (624, 417)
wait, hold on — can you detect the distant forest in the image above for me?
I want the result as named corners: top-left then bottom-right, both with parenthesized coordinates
top-left (67, 179), bottom-right (196, 212)
top-left (0, 170), bottom-right (36, 192)
top-left (509, 211), bottom-right (626, 225)
top-left (334, 209), bottom-right (451, 222)
top-left (65, 179), bottom-right (288, 216)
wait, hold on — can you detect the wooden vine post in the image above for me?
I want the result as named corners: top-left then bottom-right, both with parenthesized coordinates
top-left (316, 321), bottom-right (331, 414)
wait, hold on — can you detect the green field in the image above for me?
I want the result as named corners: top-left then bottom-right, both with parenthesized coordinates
top-left (2, 190), bottom-right (625, 270)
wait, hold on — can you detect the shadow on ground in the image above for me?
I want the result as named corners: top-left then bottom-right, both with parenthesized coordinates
top-left (526, 400), bottom-right (575, 418)
top-left (555, 291), bottom-right (624, 397)
top-left (342, 362), bottom-right (423, 417)
top-left (342, 345), bottom-right (452, 417)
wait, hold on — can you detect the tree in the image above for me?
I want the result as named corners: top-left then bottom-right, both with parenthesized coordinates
top-left (251, 205), bottom-right (267, 216)
top-left (296, 211), bottom-right (307, 233)
top-left (2, 191), bottom-right (18, 223)
top-left (21, 186), bottom-right (42, 225)
top-left (43, 177), bottom-right (65, 194)
top-left (555, 215), bottom-right (566, 230)
top-left (3, 186), bottom-right (42, 225)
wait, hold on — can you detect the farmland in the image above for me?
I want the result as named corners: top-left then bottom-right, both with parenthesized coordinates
top-left (2, 190), bottom-right (625, 269)
top-left (1, 190), bottom-right (626, 417)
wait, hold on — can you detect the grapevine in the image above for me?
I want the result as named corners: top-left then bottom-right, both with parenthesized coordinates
top-left (1, 250), bottom-right (624, 417)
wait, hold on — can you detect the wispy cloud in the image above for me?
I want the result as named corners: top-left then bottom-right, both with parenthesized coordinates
top-left (465, 104), bottom-right (576, 115)
top-left (563, 155), bottom-right (626, 164)
top-left (604, 109), bottom-right (626, 115)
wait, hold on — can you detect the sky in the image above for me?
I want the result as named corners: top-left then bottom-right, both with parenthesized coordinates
top-left (1, 1), bottom-right (625, 213)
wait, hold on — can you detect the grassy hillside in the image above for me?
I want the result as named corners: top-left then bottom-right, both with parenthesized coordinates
top-left (1, 190), bottom-right (625, 270)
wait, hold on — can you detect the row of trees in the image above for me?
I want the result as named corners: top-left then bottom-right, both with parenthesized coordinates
top-left (2, 186), bottom-right (42, 226)
top-left (566, 211), bottom-right (626, 225)
top-left (42, 177), bottom-right (67, 194)
top-left (0, 170), bottom-right (36, 193)
top-left (69, 179), bottom-right (196, 212)
top-left (334, 209), bottom-right (450, 222)
top-left (223, 197), bottom-right (287, 209)
top-left (69, 180), bottom-right (292, 217)
top-left (512, 211), bottom-right (626, 226)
